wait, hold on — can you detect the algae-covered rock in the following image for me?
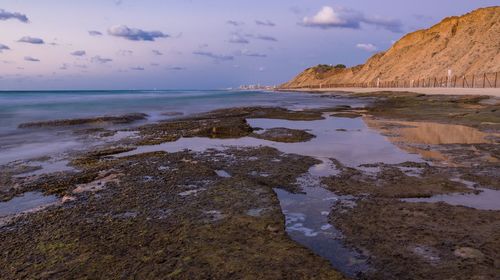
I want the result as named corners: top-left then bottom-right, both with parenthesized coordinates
top-left (252, 127), bottom-right (315, 143)
top-left (18, 113), bottom-right (148, 128)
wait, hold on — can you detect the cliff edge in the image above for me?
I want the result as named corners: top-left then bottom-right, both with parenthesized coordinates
top-left (281, 7), bottom-right (500, 88)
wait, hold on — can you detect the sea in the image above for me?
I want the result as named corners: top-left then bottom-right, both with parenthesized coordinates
top-left (0, 90), bottom-right (360, 165)
top-left (0, 90), bottom-right (357, 133)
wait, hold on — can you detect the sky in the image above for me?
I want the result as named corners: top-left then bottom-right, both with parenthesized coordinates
top-left (0, 0), bottom-right (497, 90)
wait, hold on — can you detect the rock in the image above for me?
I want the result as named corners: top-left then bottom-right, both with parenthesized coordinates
top-left (252, 127), bottom-right (315, 143)
top-left (18, 113), bottom-right (148, 128)
top-left (266, 224), bottom-right (281, 233)
top-left (161, 112), bottom-right (184, 117)
top-left (454, 247), bottom-right (485, 259)
top-left (331, 112), bottom-right (362, 119)
top-left (61, 195), bottom-right (76, 203)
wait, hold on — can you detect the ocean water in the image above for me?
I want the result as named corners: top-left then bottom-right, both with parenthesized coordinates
top-left (0, 90), bottom-right (356, 133)
top-left (0, 90), bottom-right (360, 165)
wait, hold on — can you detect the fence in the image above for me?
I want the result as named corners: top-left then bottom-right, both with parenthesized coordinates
top-left (285, 72), bottom-right (500, 89)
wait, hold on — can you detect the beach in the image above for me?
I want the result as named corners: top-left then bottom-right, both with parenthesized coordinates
top-left (0, 90), bottom-right (499, 279)
top-left (282, 87), bottom-right (500, 97)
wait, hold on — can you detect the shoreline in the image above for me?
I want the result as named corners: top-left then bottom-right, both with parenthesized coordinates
top-left (0, 92), bottom-right (499, 279)
top-left (279, 87), bottom-right (500, 98)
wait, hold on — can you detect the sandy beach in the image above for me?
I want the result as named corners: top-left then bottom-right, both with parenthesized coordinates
top-left (282, 87), bottom-right (500, 98)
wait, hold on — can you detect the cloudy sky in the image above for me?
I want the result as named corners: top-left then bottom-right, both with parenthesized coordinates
top-left (0, 0), bottom-right (497, 90)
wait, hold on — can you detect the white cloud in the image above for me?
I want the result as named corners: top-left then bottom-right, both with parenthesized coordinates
top-left (302, 6), bottom-right (403, 33)
top-left (356, 43), bottom-right (378, 52)
top-left (302, 6), bottom-right (359, 29)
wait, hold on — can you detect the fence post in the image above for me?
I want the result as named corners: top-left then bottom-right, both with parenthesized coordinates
top-left (483, 73), bottom-right (486, 88)
top-left (495, 72), bottom-right (498, 88)
top-left (471, 75), bottom-right (475, 88)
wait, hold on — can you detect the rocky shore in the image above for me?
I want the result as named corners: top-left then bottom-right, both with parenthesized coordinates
top-left (0, 92), bottom-right (498, 279)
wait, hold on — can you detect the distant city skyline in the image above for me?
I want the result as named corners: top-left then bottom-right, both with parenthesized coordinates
top-left (0, 0), bottom-right (497, 90)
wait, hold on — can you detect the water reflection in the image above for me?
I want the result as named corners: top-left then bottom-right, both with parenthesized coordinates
top-left (0, 192), bottom-right (59, 218)
top-left (364, 118), bottom-right (499, 162)
top-left (392, 121), bottom-right (495, 145)
top-left (275, 186), bottom-right (367, 277)
top-left (117, 116), bottom-right (421, 167)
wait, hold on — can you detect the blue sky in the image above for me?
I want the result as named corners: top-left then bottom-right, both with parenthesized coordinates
top-left (0, 0), bottom-right (497, 90)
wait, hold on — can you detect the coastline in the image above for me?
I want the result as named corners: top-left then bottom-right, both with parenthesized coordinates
top-left (278, 87), bottom-right (500, 98)
top-left (0, 91), bottom-right (499, 279)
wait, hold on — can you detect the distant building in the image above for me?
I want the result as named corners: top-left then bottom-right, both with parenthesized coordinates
top-left (239, 84), bottom-right (277, 90)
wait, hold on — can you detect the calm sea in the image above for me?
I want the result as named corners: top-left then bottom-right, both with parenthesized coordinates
top-left (0, 90), bottom-right (356, 134)
top-left (0, 90), bottom-right (360, 164)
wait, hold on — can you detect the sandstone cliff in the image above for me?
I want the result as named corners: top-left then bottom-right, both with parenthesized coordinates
top-left (281, 6), bottom-right (500, 88)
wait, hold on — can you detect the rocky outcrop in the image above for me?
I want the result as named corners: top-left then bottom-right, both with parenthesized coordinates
top-left (282, 6), bottom-right (500, 88)
top-left (18, 113), bottom-right (148, 128)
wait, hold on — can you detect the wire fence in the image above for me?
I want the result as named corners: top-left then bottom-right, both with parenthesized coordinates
top-left (285, 71), bottom-right (500, 89)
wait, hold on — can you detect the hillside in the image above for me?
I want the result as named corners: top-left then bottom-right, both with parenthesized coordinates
top-left (281, 6), bottom-right (500, 88)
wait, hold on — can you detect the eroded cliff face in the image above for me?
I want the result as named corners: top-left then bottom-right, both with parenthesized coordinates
top-left (282, 6), bottom-right (500, 88)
